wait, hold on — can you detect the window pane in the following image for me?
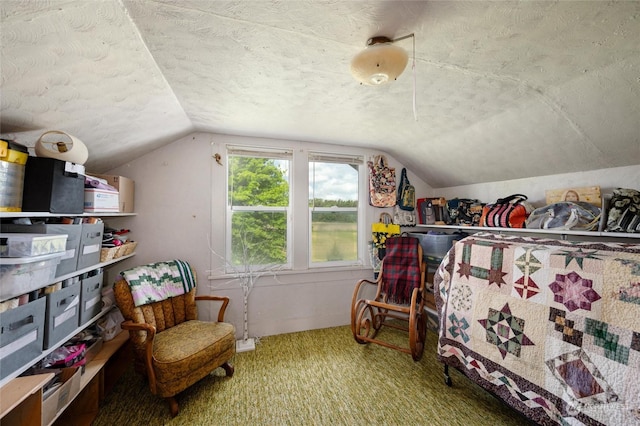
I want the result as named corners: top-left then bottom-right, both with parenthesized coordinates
top-left (231, 211), bottom-right (287, 265)
top-left (310, 211), bottom-right (358, 262)
top-left (308, 162), bottom-right (358, 206)
top-left (229, 156), bottom-right (289, 207)
top-left (228, 152), bottom-right (290, 268)
top-left (309, 159), bottom-right (359, 264)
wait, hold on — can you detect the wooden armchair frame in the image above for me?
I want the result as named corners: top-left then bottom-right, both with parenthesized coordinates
top-left (119, 295), bottom-right (234, 397)
top-left (114, 271), bottom-right (236, 417)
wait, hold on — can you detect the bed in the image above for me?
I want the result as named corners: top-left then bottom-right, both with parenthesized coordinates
top-left (434, 232), bottom-right (640, 425)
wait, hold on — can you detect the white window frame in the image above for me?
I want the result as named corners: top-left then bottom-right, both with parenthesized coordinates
top-left (226, 145), bottom-right (293, 271)
top-left (308, 152), bottom-right (364, 268)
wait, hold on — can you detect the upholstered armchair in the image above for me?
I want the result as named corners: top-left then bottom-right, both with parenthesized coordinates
top-left (113, 260), bottom-right (236, 417)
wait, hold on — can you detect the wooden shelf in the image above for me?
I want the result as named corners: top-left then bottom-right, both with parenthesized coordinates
top-left (80, 331), bottom-right (129, 390)
top-left (0, 212), bottom-right (136, 219)
top-left (0, 373), bottom-right (54, 424)
top-left (52, 253), bottom-right (136, 285)
top-left (48, 331), bottom-right (129, 426)
top-left (0, 332), bottom-right (130, 426)
top-left (1, 211), bottom-right (136, 425)
top-left (414, 224), bottom-right (640, 241)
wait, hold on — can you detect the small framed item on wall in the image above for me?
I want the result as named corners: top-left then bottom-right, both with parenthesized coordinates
top-left (545, 186), bottom-right (601, 206)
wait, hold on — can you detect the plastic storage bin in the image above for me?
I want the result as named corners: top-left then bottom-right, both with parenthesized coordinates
top-left (3, 233), bottom-right (68, 257)
top-left (44, 281), bottom-right (81, 349)
top-left (2, 224), bottom-right (82, 277)
top-left (0, 140), bottom-right (28, 212)
top-left (408, 232), bottom-right (463, 258)
top-left (0, 253), bottom-right (63, 301)
top-left (0, 297), bottom-right (46, 381)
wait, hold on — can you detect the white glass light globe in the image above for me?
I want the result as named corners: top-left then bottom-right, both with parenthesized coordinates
top-left (350, 43), bottom-right (409, 86)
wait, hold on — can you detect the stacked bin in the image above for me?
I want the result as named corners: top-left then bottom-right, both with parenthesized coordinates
top-left (0, 140), bottom-right (28, 212)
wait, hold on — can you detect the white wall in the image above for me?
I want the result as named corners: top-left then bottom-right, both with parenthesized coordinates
top-left (105, 131), bottom-right (638, 339)
top-left (105, 132), bottom-right (423, 339)
top-left (429, 165), bottom-right (640, 206)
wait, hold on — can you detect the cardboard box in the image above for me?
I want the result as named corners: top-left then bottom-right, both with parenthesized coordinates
top-left (42, 367), bottom-right (81, 425)
top-left (84, 188), bottom-right (119, 213)
top-left (84, 337), bottom-right (103, 363)
top-left (92, 174), bottom-right (134, 213)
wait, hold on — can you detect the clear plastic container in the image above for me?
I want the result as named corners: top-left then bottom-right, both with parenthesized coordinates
top-left (0, 252), bottom-right (63, 301)
top-left (408, 232), bottom-right (463, 258)
top-left (4, 233), bottom-right (68, 257)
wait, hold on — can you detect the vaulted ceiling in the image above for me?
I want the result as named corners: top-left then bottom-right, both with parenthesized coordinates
top-left (2, 1), bottom-right (639, 188)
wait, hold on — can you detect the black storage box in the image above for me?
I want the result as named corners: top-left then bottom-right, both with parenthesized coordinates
top-left (22, 157), bottom-right (84, 214)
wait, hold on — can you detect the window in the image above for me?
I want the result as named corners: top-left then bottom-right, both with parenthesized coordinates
top-left (227, 146), bottom-right (292, 269)
top-left (308, 153), bottom-right (362, 266)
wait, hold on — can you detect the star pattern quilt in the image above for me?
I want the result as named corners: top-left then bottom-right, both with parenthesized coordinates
top-left (434, 232), bottom-right (640, 425)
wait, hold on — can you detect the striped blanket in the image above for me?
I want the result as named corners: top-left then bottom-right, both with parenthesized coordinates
top-left (121, 259), bottom-right (196, 307)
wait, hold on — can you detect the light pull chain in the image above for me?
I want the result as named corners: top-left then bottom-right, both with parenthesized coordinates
top-left (412, 34), bottom-right (417, 121)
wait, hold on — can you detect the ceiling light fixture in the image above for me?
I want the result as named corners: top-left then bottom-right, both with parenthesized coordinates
top-left (350, 34), bottom-right (414, 86)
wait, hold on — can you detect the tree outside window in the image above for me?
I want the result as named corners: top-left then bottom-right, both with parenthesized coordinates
top-left (228, 152), bottom-right (290, 268)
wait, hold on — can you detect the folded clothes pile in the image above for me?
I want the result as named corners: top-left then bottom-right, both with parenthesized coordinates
top-left (102, 226), bottom-right (130, 248)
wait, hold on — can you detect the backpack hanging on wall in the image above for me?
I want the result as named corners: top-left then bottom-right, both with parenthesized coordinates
top-left (397, 168), bottom-right (415, 211)
top-left (368, 155), bottom-right (396, 207)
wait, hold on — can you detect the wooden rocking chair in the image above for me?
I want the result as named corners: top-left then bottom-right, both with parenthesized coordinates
top-left (351, 235), bottom-right (427, 361)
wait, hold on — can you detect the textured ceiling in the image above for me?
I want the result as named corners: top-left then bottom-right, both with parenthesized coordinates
top-left (1, 0), bottom-right (639, 188)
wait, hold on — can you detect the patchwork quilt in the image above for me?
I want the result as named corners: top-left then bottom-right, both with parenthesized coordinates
top-left (121, 259), bottom-right (196, 307)
top-left (434, 232), bottom-right (640, 425)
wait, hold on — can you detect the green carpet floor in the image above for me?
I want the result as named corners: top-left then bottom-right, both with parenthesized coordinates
top-left (93, 325), bottom-right (533, 425)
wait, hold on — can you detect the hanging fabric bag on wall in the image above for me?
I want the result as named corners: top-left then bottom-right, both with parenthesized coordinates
top-left (393, 205), bottom-right (416, 226)
top-left (371, 212), bottom-right (401, 250)
top-left (371, 212), bottom-right (401, 277)
top-left (397, 168), bottom-right (415, 211)
top-left (480, 194), bottom-right (534, 228)
top-left (368, 155), bottom-right (396, 207)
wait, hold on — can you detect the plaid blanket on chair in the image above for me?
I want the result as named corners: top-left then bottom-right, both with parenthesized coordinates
top-left (382, 237), bottom-right (422, 304)
top-left (121, 259), bottom-right (196, 306)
